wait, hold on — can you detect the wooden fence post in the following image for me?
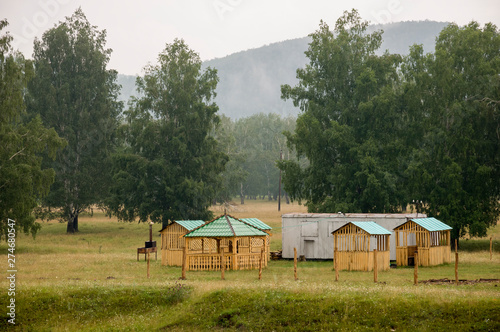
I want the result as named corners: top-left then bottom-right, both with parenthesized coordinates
top-left (221, 250), bottom-right (225, 280)
top-left (455, 239), bottom-right (459, 285)
top-left (147, 251), bottom-right (150, 279)
top-left (490, 237), bottom-right (493, 260)
top-left (181, 243), bottom-right (187, 280)
top-left (294, 247), bottom-right (298, 281)
top-left (259, 248), bottom-right (263, 280)
top-left (414, 251), bottom-right (418, 285)
top-left (373, 249), bottom-right (378, 283)
top-left (334, 239), bottom-right (339, 282)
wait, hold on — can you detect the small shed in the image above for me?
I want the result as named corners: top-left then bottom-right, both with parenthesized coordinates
top-left (394, 217), bottom-right (452, 267)
top-left (331, 222), bottom-right (391, 271)
top-left (183, 214), bottom-right (269, 271)
top-left (159, 220), bottom-right (205, 266)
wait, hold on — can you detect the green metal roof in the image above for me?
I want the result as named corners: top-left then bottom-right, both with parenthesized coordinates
top-left (240, 218), bottom-right (272, 230)
top-left (332, 221), bottom-right (392, 235)
top-left (184, 215), bottom-right (268, 238)
top-left (351, 221), bottom-right (392, 235)
top-left (409, 217), bottom-right (452, 232)
top-left (174, 220), bottom-right (205, 231)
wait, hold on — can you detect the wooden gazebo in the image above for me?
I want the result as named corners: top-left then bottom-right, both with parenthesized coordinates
top-left (394, 217), bottom-right (452, 267)
top-left (332, 221), bottom-right (391, 271)
top-left (159, 220), bottom-right (205, 266)
top-left (240, 218), bottom-right (272, 260)
top-left (183, 214), bottom-right (270, 271)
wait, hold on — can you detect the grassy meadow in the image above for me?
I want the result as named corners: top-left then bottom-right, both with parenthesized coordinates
top-left (1, 199), bottom-right (499, 331)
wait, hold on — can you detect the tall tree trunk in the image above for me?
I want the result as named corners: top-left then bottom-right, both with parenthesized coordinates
top-left (240, 183), bottom-right (245, 205)
top-left (74, 214), bottom-right (79, 232)
top-left (67, 213), bottom-right (79, 233)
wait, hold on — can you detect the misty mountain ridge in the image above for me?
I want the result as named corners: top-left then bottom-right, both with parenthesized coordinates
top-left (117, 20), bottom-right (449, 119)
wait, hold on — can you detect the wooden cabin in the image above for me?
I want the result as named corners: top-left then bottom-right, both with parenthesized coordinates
top-left (394, 217), bottom-right (452, 267)
top-left (183, 214), bottom-right (270, 271)
top-left (159, 220), bottom-right (205, 266)
top-left (331, 221), bottom-right (391, 271)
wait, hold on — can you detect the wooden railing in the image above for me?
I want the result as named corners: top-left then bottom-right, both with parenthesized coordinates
top-left (187, 252), bottom-right (266, 271)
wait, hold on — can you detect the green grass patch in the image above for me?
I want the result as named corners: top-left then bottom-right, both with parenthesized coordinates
top-left (1, 283), bottom-right (190, 331)
top-left (162, 288), bottom-right (500, 331)
top-left (460, 239), bottom-right (500, 252)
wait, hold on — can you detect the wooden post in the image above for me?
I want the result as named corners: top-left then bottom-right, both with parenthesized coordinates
top-left (414, 251), bottom-right (418, 285)
top-left (221, 249), bottom-right (225, 280)
top-left (181, 242), bottom-right (187, 280)
top-left (334, 236), bottom-right (339, 282)
top-left (294, 247), bottom-right (298, 281)
top-left (455, 239), bottom-right (459, 285)
top-left (373, 249), bottom-right (378, 283)
top-left (147, 251), bottom-right (150, 279)
top-left (278, 150), bottom-right (282, 211)
top-left (259, 248), bottom-right (263, 280)
top-left (231, 238), bottom-right (237, 270)
top-left (490, 236), bottom-right (493, 260)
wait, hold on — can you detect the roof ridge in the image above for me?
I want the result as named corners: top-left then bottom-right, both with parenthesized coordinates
top-left (225, 214), bottom-right (236, 237)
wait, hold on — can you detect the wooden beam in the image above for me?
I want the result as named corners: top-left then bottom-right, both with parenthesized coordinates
top-left (294, 247), bottom-right (298, 281)
top-left (334, 234), bottom-right (339, 282)
top-left (455, 239), bottom-right (459, 285)
top-left (414, 251), bottom-right (418, 285)
top-left (181, 239), bottom-right (187, 280)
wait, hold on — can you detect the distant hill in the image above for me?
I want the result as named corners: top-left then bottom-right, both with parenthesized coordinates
top-left (117, 21), bottom-right (449, 119)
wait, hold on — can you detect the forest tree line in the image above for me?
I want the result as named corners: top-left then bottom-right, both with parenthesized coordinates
top-left (0, 9), bottom-right (498, 243)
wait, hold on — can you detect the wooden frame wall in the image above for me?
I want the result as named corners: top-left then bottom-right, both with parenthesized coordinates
top-left (394, 221), bottom-right (451, 267)
top-left (332, 224), bottom-right (390, 271)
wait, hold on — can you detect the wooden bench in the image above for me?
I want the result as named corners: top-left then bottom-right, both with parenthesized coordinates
top-left (137, 246), bottom-right (157, 261)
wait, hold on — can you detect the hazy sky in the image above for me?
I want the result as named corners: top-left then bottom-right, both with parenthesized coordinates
top-left (2, 0), bottom-right (499, 75)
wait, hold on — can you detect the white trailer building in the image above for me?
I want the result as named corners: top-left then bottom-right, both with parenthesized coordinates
top-left (281, 212), bottom-right (425, 261)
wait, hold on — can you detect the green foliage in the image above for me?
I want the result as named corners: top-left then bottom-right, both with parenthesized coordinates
top-left (213, 113), bottom-right (298, 203)
top-left (280, 10), bottom-right (500, 240)
top-left (106, 39), bottom-right (227, 225)
top-left (212, 115), bottom-right (248, 202)
top-left (26, 9), bottom-right (122, 233)
top-left (403, 22), bottom-right (500, 240)
top-left (0, 20), bottom-right (65, 240)
top-left (280, 10), bottom-right (404, 213)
